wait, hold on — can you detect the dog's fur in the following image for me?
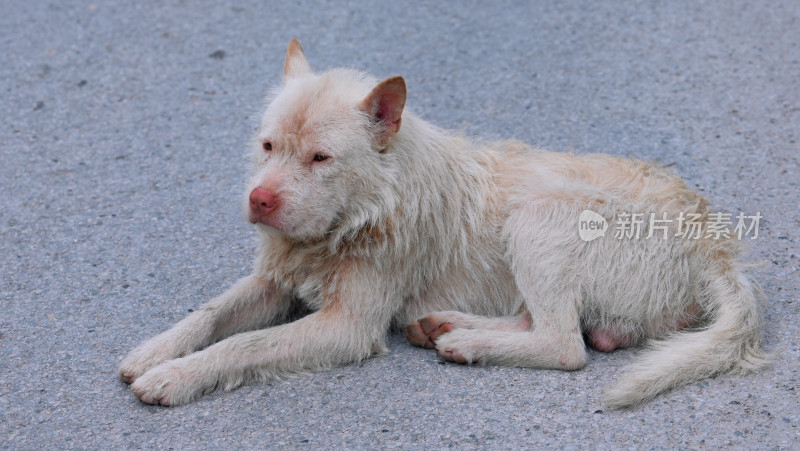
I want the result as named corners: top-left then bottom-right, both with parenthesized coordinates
top-left (119, 40), bottom-right (767, 408)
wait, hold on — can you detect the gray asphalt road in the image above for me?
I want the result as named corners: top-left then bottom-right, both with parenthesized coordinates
top-left (2, 0), bottom-right (798, 448)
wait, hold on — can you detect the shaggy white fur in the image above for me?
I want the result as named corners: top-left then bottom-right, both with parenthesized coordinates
top-left (120, 40), bottom-right (767, 408)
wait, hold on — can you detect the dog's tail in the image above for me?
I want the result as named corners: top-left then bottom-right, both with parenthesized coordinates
top-left (603, 269), bottom-right (769, 409)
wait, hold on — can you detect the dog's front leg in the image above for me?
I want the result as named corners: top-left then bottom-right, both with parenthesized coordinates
top-left (119, 274), bottom-right (292, 383)
top-left (130, 296), bottom-right (391, 406)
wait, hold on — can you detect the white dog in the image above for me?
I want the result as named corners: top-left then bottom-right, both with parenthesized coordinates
top-left (120, 39), bottom-right (767, 408)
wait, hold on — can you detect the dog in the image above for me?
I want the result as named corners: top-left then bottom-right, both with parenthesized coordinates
top-left (119, 39), bottom-right (767, 408)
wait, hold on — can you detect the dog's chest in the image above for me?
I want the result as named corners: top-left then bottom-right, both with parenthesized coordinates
top-left (295, 278), bottom-right (325, 311)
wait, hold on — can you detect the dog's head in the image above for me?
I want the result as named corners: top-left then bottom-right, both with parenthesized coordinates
top-left (246, 39), bottom-right (406, 243)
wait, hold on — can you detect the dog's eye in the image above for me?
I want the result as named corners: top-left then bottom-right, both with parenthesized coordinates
top-left (312, 154), bottom-right (329, 163)
top-left (262, 141), bottom-right (272, 152)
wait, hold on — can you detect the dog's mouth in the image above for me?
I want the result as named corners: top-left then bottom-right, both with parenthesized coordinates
top-left (250, 201), bottom-right (355, 250)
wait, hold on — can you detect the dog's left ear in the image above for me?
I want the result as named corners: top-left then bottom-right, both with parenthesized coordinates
top-left (283, 38), bottom-right (312, 82)
top-left (360, 76), bottom-right (406, 147)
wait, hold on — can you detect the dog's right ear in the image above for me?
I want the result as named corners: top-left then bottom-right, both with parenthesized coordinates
top-left (283, 38), bottom-right (312, 82)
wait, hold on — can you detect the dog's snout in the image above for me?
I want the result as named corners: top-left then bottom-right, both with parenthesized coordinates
top-left (249, 187), bottom-right (279, 221)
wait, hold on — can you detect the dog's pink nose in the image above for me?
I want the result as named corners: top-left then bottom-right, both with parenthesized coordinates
top-left (249, 187), bottom-right (279, 220)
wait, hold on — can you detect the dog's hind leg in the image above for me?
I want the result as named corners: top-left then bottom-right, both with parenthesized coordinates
top-left (406, 310), bottom-right (531, 349)
top-left (429, 201), bottom-right (589, 369)
top-left (431, 286), bottom-right (587, 370)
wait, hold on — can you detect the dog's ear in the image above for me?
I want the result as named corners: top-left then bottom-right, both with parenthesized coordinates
top-left (360, 76), bottom-right (406, 147)
top-left (283, 38), bottom-right (312, 82)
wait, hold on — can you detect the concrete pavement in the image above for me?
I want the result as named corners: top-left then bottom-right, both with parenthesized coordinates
top-left (1, 0), bottom-right (798, 448)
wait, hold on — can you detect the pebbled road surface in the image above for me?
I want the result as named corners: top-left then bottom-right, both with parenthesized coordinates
top-left (1, 1), bottom-right (799, 448)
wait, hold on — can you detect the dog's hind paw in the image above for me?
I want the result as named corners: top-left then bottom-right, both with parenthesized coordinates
top-left (433, 328), bottom-right (481, 364)
top-left (405, 317), bottom-right (455, 349)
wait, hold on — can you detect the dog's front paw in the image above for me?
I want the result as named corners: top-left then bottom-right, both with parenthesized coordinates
top-left (130, 359), bottom-right (204, 406)
top-left (119, 338), bottom-right (178, 384)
